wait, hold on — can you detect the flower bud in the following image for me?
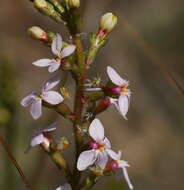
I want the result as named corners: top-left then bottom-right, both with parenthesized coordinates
top-left (57, 137), bottom-right (69, 150)
top-left (100, 13), bottom-right (117, 33)
top-left (34, 0), bottom-right (47, 9)
top-left (28, 26), bottom-right (48, 41)
top-left (33, 0), bottom-right (65, 24)
top-left (68, 0), bottom-right (80, 8)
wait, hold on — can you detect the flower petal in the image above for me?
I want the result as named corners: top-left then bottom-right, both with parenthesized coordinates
top-left (103, 137), bottom-right (111, 149)
top-left (107, 66), bottom-right (128, 86)
top-left (32, 59), bottom-right (52, 67)
top-left (30, 133), bottom-right (44, 147)
top-left (89, 119), bottom-right (105, 142)
top-left (96, 151), bottom-right (108, 169)
top-left (21, 92), bottom-right (37, 107)
top-left (48, 61), bottom-right (61, 73)
top-left (85, 88), bottom-right (102, 92)
top-left (42, 91), bottom-right (64, 105)
top-left (52, 33), bottom-right (62, 55)
top-left (77, 150), bottom-right (96, 171)
top-left (42, 122), bottom-right (58, 132)
top-left (122, 167), bottom-right (134, 189)
top-left (118, 94), bottom-right (129, 119)
top-left (60, 45), bottom-right (76, 58)
top-left (106, 149), bottom-right (121, 160)
top-left (56, 184), bottom-right (72, 190)
top-left (42, 73), bottom-right (61, 92)
top-left (30, 98), bottom-right (42, 119)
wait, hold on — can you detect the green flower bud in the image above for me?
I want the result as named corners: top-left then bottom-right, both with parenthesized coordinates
top-left (34, 0), bottom-right (47, 9)
top-left (57, 137), bottom-right (69, 150)
top-left (68, 0), bottom-right (80, 8)
top-left (28, 26), bottom-right (47, 41)
top-left (100, 12), bottom-right (117, 33)
top-left (33, 0), bottom-right (65, 24)
top-left (60, 87), bottom-right (70, 99)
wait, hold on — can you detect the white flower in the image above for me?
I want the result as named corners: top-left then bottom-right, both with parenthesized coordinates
top-left (77, 118), bottom-right (116, 171)
top-left (26, 122), bottom-right (58, 152)
top-left (32, 34), bottom-right (76, 72)
top-left (107, 150), bottom-right (133, 190)
top-left (106, 66), bottom-right (131, 119)
top-left (21, 74), bottom-right (63, 119)
top-left (55, 183), bottom-right (72, 190)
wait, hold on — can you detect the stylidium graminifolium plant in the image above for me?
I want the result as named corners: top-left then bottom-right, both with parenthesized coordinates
top-left (21, 0), bottom-right (134, 190)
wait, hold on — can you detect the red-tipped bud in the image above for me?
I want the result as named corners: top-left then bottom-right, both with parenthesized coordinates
top-left (28, 26), bottom-right (48, 42)
top-left (99, 13), bottom-right (117, 37)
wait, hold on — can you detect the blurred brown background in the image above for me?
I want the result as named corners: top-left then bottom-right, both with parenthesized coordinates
top-left (0, 0), bottom-right (184, 190)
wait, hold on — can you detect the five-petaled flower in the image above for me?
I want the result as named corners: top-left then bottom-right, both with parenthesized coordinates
top-left (21, 75), bottom-right (63, 119)
top-left (106, 150), bottom-right (133, 190)
top-left (32, 33), bottom-right (76, 72)
top-left (26, 122), bottom-right (58, 152)
top-left (77, 118), bottom-right (117, 171)
top-left (55, 183), bottom-right (72, 190)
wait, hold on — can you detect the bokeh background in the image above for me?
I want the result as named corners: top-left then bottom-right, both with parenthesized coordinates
top-left (0, 0), bottom-right (184, 190)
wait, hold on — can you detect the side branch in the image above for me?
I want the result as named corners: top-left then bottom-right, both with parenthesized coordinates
top-left (43, 102), bottom-right (75, 122)
top-left (0, 136), bottom-right (33, 190)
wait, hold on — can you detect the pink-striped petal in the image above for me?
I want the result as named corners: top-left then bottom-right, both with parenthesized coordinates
top-left (89, 119), bottom-right (105, 142)
top-left (77, 150), bottom-right (96, 171)
top-left (107, 66), bottom-right (128, 86)
top-left (42, 91), bottom-right (64, 105)
top-left (30, 98), bottom-right (42, 120)
top-left (60, 45), bottom-right (76, 58)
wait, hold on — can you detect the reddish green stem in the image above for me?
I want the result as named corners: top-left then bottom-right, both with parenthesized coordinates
top-left (0, 136), bottom-right (33, 190)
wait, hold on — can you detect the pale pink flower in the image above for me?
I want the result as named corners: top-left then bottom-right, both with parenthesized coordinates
top-left (32, 34), bottom-right (76, 72)
top-left (85, 66), bottom-right (130, 119)
top-left (77, 118), bottom-right (116, 171)
top-left (26, 122), bottom-right (58, 152)
top-left (107, 150), bottom-right (133, 190)
top-left (21, 75), bottom-right (63, 119)
top-left (55, 183), bottom-right (72, 190)
top-left (106, 66), bottom-right (131, 119)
